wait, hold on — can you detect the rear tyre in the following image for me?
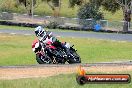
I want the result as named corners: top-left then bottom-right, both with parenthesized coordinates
top-left (67, 49), bottom-right (81, 64)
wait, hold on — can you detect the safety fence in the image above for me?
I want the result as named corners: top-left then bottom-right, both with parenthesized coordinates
top-left (0, 12), bottom-right (132, 31)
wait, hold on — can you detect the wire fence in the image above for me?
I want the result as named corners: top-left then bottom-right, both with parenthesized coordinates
top-left (0, 12), bottom-right (132, 31)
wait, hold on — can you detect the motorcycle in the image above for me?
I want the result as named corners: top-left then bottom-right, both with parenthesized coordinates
top-left (32, 38), bottom-right (81, 64)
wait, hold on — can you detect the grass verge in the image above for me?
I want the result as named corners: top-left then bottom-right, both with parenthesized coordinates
top-left (0, 25), bottom-right (106, 34)
top-left (0, 25), bottom-right (80, 32)
top-left (0, 71), bottom-right (132, 88)
top-left (0, 34), bottom-right (132, 65)
top-left (0, 25), bottom-right (34, 30)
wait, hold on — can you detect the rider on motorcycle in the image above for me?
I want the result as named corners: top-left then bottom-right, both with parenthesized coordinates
top-left (34, 26), bottom-right (70, 55)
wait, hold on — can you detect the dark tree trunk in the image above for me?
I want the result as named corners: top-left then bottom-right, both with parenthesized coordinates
top-left (123, 10), bottom-right (131, 33)
top-left (123, 21), bottom-right (128, 33)
top-left (28, 9), bottom-right (32, 16)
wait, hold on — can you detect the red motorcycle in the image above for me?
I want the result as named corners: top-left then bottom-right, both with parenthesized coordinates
top-left (32, 39), bottom-right (81, 64)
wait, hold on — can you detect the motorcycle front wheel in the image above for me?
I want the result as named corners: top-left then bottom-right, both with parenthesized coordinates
top-left (36, 54), bottom-right (52, 64)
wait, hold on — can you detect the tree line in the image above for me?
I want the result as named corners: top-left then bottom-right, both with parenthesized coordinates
top-left (1, 0), bottom-right (132, 32)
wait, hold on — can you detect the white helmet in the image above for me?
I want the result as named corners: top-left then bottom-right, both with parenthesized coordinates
top-left (35, 26), bottom-right (45, 37)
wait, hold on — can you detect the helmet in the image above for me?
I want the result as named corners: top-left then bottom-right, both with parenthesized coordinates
top-left (35, 26), bottom-right (46, 37)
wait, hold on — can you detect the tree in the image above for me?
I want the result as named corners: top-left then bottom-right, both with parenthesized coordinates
top-left (78, 3), bottom-right (104, 20)
top-left (89, 0), bottom-right (132, 32)
top-left (0, 0), bottom-right (16, 12)
top-left (69, 0), bottom-right (85, 8)
top-left (17, 0), bottom-right (38, 16)
top-left (115, 0), bottom-right (131, 32)
top-left (42, 0), bottom-right (61, 17)
top-left (77, 3), bottom-right (104, 27)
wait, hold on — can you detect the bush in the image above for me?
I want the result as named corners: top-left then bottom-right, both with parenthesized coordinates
top-left (77, 3), bottom-right (104, 20)
top-left (0, 0), bottom-right (16, 12)
top-left (0, 20), bottom-right (39, 27)
top-left (0, 12), bottom-right (13, 20)
top-left (46, 21), bottom-right (59, 29)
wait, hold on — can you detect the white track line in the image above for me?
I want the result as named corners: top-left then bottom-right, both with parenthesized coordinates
top-left (10, 33), bottom-right (16, 35)
top-left (0, 32), bottom-right (32, 36)
top-left (24, 34), bottom-right (31, 36)
top-left (56, 36), bottom-right (61, 38)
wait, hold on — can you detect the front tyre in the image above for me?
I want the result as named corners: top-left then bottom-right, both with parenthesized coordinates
top-left (36, 54), bottom-right (52, 64)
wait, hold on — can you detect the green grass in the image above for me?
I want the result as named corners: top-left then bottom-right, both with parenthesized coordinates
top-left (0, 25), bottom-right (71, 32)
top-left (0, 25), bottom-right (34, 30)
top-left (0, 34), bottom-right (132, 65)
top-left (0, 71), bottom-right (132, 88)
top-left (1, 24), bottom-right (74, 32)
top-left (66, 38), bottom-right (132, 63)
top-left (102, 9), bottom-right (123, 21)
top-left (0, 34), bottom-right (36, 65)
top-left (0, 25), bottom-right (93, 33)
top-left (0, 25), bottom-right (81, 33)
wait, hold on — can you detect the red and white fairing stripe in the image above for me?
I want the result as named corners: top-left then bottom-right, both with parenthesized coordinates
top-left (32, 39), bottom-right (39, 52)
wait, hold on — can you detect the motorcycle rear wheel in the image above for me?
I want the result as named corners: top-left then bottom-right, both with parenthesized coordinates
top-left (67, 49), bottom-right (81, 64)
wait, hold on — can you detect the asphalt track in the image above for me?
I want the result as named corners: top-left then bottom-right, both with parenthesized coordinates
top-left (0, 29), bottom-right (132, 42)
top-left (0, 29), bottom-right (132, 68)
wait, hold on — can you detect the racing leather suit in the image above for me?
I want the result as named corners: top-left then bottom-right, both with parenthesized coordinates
top-left (39, 31), bottom-right (69, 54)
